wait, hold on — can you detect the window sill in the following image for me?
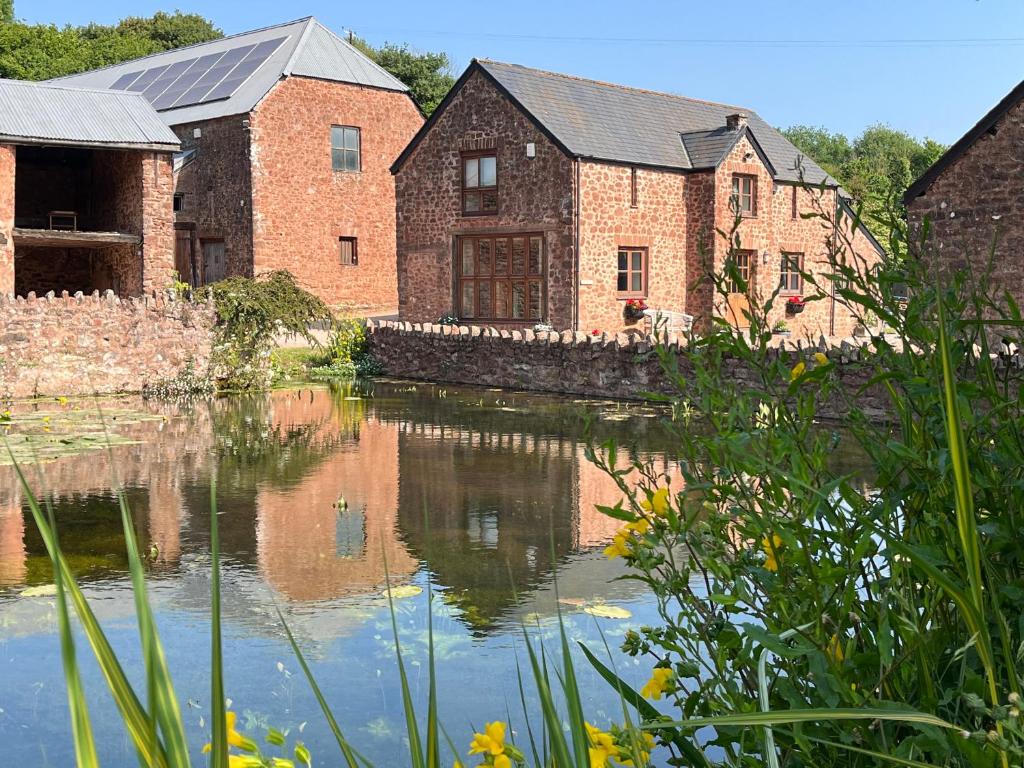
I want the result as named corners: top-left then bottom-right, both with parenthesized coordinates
top-left (461, 210), bottom-right (499, 218)
top-left (617, 295), bottom-right (648, 301)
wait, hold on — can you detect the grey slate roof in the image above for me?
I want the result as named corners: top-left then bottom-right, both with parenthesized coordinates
top-left (0, 78), bottom-right (180, 149)
top-left (475, 60), bottom-right (833, 184)
top-left (50, 17), bottom-right (407, 127)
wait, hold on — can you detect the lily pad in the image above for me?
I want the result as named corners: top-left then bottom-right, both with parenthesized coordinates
top-left (19, 584), bottom-right (57, 598)
top-left (582, 603), bottom-right (632, 620)
top-left (381, 585), bottom-right (422, 599)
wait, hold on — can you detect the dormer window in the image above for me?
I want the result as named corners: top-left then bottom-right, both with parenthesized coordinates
top-left (462, 151), bottom-right (497, 215)
top-left (732, 174), bottom-right (757, 217)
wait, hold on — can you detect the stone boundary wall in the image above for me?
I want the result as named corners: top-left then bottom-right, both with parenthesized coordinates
top-left (365, 320), bottom-right (892, 421)
top-left (0, 290), bottom-right (215, 399)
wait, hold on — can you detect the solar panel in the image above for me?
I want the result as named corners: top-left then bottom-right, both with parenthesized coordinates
top-left (105, 35), bottom-right (287, 112)
top-left (141, 58), bottom-right (197, 101)
top-left (110, 70), bottom-right (144, 90)
top-left (149, 53), bottom-right (223, 110)
top-left (125, 64), bottom-right (170, 93)
top-left (200, 38), bottom-right (286, 103)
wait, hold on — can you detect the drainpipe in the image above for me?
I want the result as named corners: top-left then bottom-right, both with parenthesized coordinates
top-left (830, 188), bottom-right (838, 337)
top-left (573, 158), bottom-right (581, 331)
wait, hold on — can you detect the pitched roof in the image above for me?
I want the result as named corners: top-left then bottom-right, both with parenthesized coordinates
top-left (49, 17), bottom-right (407, 127)
top-left (0, 78), bottom-right (180, 150)
top-left (904, 79), bottom-right (1024, 205)
top-left (394, 59), bottom-right (833, 184)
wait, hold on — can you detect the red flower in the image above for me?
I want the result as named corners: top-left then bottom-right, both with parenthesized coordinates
top-left (787, 296), bottom-right (804, 304)
top-left (591, 328), bottom-right (601, 335)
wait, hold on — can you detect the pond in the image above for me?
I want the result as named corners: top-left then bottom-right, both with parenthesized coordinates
top-left (0, 382), bottom-right (688, 766)
top-left (0, 381), bottom-right (870, 766)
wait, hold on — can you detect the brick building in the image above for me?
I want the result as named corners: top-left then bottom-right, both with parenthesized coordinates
top-left (393, 60), bottom-right (882, 336)
top-left (55, 17), bottom-right (424, 312)
top-left (0, 79), bottom-right (179, 298)
top-left (904, 79), bottom-right (1024, 329)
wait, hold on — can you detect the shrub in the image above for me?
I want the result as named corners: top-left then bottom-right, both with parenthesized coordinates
top-left (309, 318), bottom-right (382, 380)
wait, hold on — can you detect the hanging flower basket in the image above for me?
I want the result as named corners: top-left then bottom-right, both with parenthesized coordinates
top-left (785, 296), bottom-right (806, 315)
top-left (624, 298), bottom-right (648, 321)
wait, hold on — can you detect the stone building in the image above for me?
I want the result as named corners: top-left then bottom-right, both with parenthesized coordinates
top-left (0, 79), bottom-right (179, 298)
top-left (55, 17), bottom-right (424, 312)
top-left (904, 79), bottom-right (1024, 329)
top-left (392, 60), bottom-right (882, 336)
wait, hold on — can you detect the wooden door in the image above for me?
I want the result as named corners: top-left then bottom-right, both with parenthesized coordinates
top-left (726, 250), bottom-right (753, 328)
top-left (202, 240), bottom-right (225, 284)
top-left (174, 229), bottom-right (197, 287)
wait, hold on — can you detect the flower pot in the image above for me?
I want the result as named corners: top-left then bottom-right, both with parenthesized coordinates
top-left (785, 302), bottom-right (806, 315)
top-left (772, 330), bottom-right (791, 337)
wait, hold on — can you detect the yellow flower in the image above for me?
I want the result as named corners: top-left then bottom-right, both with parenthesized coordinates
top-left (469, 721), bottom-right (507, 756)
top-left (625, 517), bottom-right (650, 536)
top-left (761, 534), bottom-right (783, 572)
top-left (604, 531), bottom-right (632, 559)
top-left (814, 352), bottom-right (829, 366)
top-left (228, 756), bottom-right (263, 768)
top-left (202, 711), bottom-right (259, 755)
top-left (494, 755), bottom-right (512, 768)
top-left (585, 723), bottom-right (619, 767)
top-left (640, 488), bottom-right (670, 517)
top-left (617, 731), bottom-right (655, 766)
top-left (640, 668), bottom-right (673, 700)
top-left (827, 633), bottom-right (845, 664)
top-left (790, 361), bottom-right (806, 381)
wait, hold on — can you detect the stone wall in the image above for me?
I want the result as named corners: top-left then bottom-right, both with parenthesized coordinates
top-left (0, 291), bottom-right (214, 399)
top-left (394, 69), bottom-right (576, 326)
top-left (576, 161), bottom-right (688, 332)
top-left (172, 115), bottom-right (254, 281)
top-left (906, 96), bottom-right (1024, 340)
top-left (365, 320), bottom-right (892, 421)
top-left (250, 76), bottom-right (423, 312)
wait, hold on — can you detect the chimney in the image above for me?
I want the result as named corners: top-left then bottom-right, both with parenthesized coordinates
top-left (726, 113), bottom-right (749, 131)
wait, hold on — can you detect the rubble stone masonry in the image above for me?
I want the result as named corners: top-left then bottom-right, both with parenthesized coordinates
top-left (366, 320), bottom-right (894, 421)
top-left (395, 70), bottom-right (575, 326)
top-left (250, 77), bottom-right (423, 312)
top-left (0, 291), bottom-right (214, 399)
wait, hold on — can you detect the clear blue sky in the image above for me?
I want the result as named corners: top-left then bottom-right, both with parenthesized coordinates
top-left (20, 0), bottom-right (1024, 144)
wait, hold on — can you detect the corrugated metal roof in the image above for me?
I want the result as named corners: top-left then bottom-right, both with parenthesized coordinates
top-left (0, 79), bottom-right (180, 149)
top-left (50, 17), bottom-right (408, 127)
top-left (476, 60), bottom-right (833, 184)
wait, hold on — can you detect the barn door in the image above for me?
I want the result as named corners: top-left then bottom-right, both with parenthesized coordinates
top-left (174, 228), bottom-right (198, 287)
top-left (202, 240), bottom-right (226, 284)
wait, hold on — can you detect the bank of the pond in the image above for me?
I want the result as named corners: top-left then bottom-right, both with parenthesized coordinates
top-left (366, 319), bottom-right (894, 421)
top-left (0, 291), bottom-right (214, 399)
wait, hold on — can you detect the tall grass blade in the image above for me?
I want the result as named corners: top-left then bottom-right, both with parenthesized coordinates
top-left (425, 577), bottom-right (440, 768)
top-left (10, 454), bottom-right (170, 768)
top-left (382, 555), bottom-right (425, 768)
top-left (117, 490), bottom-right (190, 766)
top-left (521, 628), bottom-right (573, 768)
top-left (276, 607), bottom-right (362, 768)
top-left (39, 489), bottom-right (100, 768)
top-left (656, 708), bottom-right (956, 730)
top-left (209, 479), bottom-right (228, 768)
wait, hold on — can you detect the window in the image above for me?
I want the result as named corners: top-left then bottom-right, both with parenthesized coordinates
top-left (731, 174), bottom-right (757, 216)
top-left (617, 247), bottom-right (648, 297)
top-left (339, 237), bottom-right (358, 266)
top-left (462, 152), bottom-right (497, 215)
top-left (331, 126), bottom-right (361, 171)
top-left (456, 234), bottom-right (544, 321)
top-left (780, 252), bottom-right (803, 293)
top-left (728, 250), bottom-right (753, 293)
top-left (630, 167), bottom-right (638, 208)
top-left (173, 193), bottom-right (184, 213)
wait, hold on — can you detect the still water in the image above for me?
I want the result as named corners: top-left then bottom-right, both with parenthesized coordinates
top-left (0, 381), bottom-right (691, 766)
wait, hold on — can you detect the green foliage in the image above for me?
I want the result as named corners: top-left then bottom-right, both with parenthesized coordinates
top-left (782, 123), bottom-right (946, 238)
top-left (587, 199), bottom-right (1024, 765)
top-left (1, 0), bottom-right (13, 24)
top-left (0, 10), bottom-right (222, 80)
top-left (142, 360), bottom-right (215, 400)
top-left (204, 271), bottom-right (331, 391)
top-left (309, 318), bottom-right (382, 380)
top-left (350, 35), bottom-right (454, 114)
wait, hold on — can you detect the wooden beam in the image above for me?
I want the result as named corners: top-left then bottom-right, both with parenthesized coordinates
top-left (12, 228), bottom-right (141, 249)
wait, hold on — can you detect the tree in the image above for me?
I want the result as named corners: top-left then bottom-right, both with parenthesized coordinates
top-left (1, 0), bottom-right (13, 24)
top-left (782, 123), bottom-right (948, 238)
top-left (351, 35), bottom-right (455, 115)
top-left (0, 11), bottom-right (222, 81)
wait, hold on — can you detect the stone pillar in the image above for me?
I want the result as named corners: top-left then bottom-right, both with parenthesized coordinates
top-left (0, 144), bottom-right (15, 296)
top-left (140, 151), bottom-right (176, 295)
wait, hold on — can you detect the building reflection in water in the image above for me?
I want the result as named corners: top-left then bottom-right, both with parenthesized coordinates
top-left (0, 384), bottom-right (684, 631)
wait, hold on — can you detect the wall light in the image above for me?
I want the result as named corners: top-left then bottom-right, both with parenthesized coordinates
top-left (761, 249), bottom-right (771, 265)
